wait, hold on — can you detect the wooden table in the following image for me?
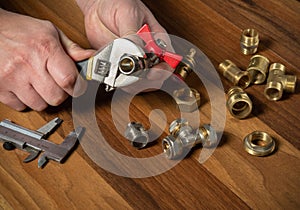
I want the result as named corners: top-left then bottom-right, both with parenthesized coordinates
top-left (0, 0), bottom-right (299, 209)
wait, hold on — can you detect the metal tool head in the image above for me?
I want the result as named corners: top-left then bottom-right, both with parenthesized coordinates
top-left (84, 38), bottom-right (147, 91)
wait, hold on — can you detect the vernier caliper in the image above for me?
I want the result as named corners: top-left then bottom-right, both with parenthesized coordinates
top-left (76, 24), bottom-right (183, 91)
top-left (0, 118), bottom-right (82, 168)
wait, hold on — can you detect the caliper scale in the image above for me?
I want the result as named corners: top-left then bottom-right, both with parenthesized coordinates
top-left (0, 118), bottom-right (82, 168)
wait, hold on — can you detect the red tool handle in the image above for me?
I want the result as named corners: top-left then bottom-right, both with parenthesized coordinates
top-left (137, 24), bottom-right (183, 69)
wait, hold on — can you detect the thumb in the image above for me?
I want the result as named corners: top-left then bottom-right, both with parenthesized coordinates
top-left (57, 29), bottom-right (95, 61)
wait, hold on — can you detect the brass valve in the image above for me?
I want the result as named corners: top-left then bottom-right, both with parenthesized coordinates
top-left (162, 119), bottom-right (217, 159)
top-left (247, 55), bottom-right (270, 84)
top-left (264, 63), bottom-right (297, 101)
top-left (227, 86), bottom-right (253, 119)
top-left (219, 60), bottom-right (251, 89)
top-left (174, 48), bottom-right (196, 80)
top-left (240, 29), bottom-right (259, 55)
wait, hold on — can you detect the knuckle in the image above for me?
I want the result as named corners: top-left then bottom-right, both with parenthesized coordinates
top-left (60, 73), bottom-right (77, 90)
top-left (29, 22), bottom-right (59, 56)
top-left (1, 55), bottom-right (29, 78)
top-left (50, 93), bottom-right (67, 106)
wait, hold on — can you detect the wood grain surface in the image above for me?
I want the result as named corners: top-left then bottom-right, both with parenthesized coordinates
top-left (0, 0), bottom-right (299, 209)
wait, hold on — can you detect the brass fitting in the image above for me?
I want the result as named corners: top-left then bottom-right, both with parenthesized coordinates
top-left (247, 55), bottom-right (270, 84)
top-left (264, 63), bottom-right (297, 101)
top-left (218, 60), bottom-right (251, 89)
top-left (124, 122), bottom-right (149, 149)
top-left (173, 87), bottom-right (201, 112)
top-left (240, 29), bottom-right (259, 55)
top-left (174, 48), bottom-right (196, 80)
top-left (243, 131), bottom-right (276, 156)
top-left (227, 86), bottom-right (252, 119)
top-left (162, 119), bottom-right (217, 159)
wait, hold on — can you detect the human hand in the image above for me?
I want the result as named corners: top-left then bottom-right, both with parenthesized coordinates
top-left (0, 9), bottom-right (95, 111)
top-left (76, 0), bottom-right (174, 90)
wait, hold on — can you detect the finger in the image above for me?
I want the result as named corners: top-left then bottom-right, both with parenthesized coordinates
top-left (0, 91), bottom-right (26, 111)
top-left (57, 29), bottom-right (95, 61)
top-left (14, 85), bottom-right (48, 111)
top-left (30, 72), bottom-right (68, 106)
top-left (46, 42), bottom-right (83, 96)
top-left (147, 63), bottom-right (173, 81)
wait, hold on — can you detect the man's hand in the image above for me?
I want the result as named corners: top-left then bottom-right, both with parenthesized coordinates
top-left (76, 0), bottom-right (173, 90)
top-left (0, 9), bottom-right (94, 111)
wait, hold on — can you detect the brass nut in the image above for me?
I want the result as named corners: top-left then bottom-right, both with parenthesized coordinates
top-left (227, 86), bottom-right (253, 119)
top-left (247, 55), bottom-right (270, 84)
top-left (240, 29), bottom-right (259, 55)
top-left (219, 60), bottom-right (251, 89)
top-left (264, 63), bottom-right (297, 101)
top-left (174, 48), bottom-right (196, 80)
top-left (243, 131), bottom-right (276, 156)
top-left (124, 122), bottom-right (149, 149)
top-left (173, 88), bottom-right (201, 112)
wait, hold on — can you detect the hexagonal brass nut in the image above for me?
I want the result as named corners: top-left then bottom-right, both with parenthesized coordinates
top-left (173, 88), bottom-right (201, 112)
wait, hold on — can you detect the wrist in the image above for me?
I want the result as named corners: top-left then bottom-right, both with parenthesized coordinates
top-left (75, 0), bottom-right (97, 15)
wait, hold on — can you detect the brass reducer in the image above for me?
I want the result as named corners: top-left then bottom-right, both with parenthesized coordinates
top-left (174, 48), bottom-right (196, 80)
top-left (264, 63), bottom-right (297, 101)
top-left (162, 119), bottom-right (217, 159)
top-left (173, 87), bottom-right (201, 112)
top-left (219, 60), bottom-right (251, 89)
top-left (243, 131), bottom-right (276, 156)
top-left (227, 86), bottom-right (253, 119)
top-left (240, 28), bottom-right (259, 55)
top-left (247, 55), bottom-right (270, 84)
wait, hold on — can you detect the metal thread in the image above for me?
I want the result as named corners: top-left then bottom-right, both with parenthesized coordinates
top-left (227, 87), bottom-right (253, 119)
top-left (219, 60), bottom-right (251, 89)
top-left (240, 29), bottom-right (259, 55)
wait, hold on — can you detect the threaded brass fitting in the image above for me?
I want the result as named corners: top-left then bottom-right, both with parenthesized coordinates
top-left (264, 63), bottom-right (297, 101)
top-left (243, 131), bottom-right (276, 156)
top-left (240, 29), bottom-right (259, 55)
top-left (227, 87), bottom-right (252, 119)
top-left (219, 60), bottom-right (251, 89)
top-left (163, 119), bottom-right (217, 159)
top-left (174, 48), bottom-right (196, 80)
top-left (247, 55), bottom-right (270, 84)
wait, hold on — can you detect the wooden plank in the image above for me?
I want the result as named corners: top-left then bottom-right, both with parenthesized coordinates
top-left (0, 0), bottom-right (299, 209)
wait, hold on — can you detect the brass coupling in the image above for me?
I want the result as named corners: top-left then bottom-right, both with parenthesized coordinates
top-left (173, 87), bottom-right (201, 112)
top-left (247, 55), bottom-right (270, 84)
top-left (174, 48), bottom-right (196, 80)
top-left (219, 60), bottom-right (251, 89)
top-left (264, 63), bottom-right (297, 101)
top-left (162, 119), bottom-right (217, 159)
top-left (240, 29), bottom-right (259, 55)
top-left (243, 131), bottom-right (276, 156)
top-left (227, 87), bottom-right (253, 119)
top-left (124, 122), bottom-right (149, 149)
